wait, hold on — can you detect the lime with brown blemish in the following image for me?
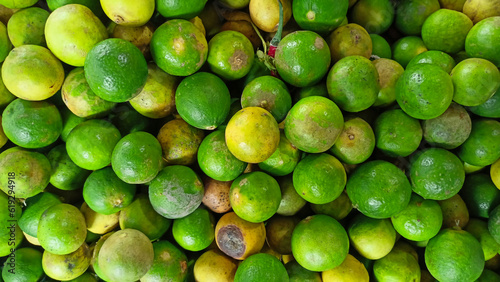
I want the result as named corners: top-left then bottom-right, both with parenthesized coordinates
top-left (42, 243), bottom-right (91, 281)
top-left (311, 190), bottom-right (352, 221)
top-left (194, 249), bottom-right (238, 282)
top-left (101, 0), bottom-right (154, 27)
top-left (391, 36), bottom-right (428, 68)
top-left (141, 240), bottom-right (188, 282)
top-left (202, 177), bottom-right (232, 213)
top-left (276, 175), bottom-right (307, 216)
top-left (258, 132), bottom-right (300, 177)
top-left (466, 218), bottom-right (500, 260)
top-left (17, 192), bottom-right (60, 238)
top-left (406, 50), bottom-right (456, 74)
top-left (266, 215), bottom-right (300, 255)
top-left (292, 0), bottom-right (349, 34)
top-left (234, 253), bottom-right (289, 282)
top-left (83, 167), bottom-right (136, 215)
top-left (173, 207), bottom-right (215, 252)
top-left (7, 7), bottom-right (49, 47)
top-left (48, 144), bottom-right (90, 191)
top-left (328, 23), bottom-right (372, 62)
top-left (458, 119), bottom-right (500, 167)
top-left (372, 58), bottom-right (404, 107)
top-left (157, 118), bottom-right (204, 166)
top-left (322, 254), bottom-right (369, 282)
top-left (422, 103), bottom-right (471, 149)
top-left (348, 213), bottom-right (396, 260)
top-left (284, 96), bottom-right (344, 153)
top-left (466, 17), bottom-right (500, 67)
top-left (460, 173), bottom-right (500, 218)
top-left (1, 45), bottom-right (64, 101)
top-left (330, 117), bottom-right (375, 164)
top-left (249, 0), bottom-right (292, 32)
top-left (438, 194), bottom-right (469, 229)
top-left (45, 4), bottom-right (107, 67)
top-left (1, 248), bottom-right (44, 282)
top-left (214, 211), bottom-right (266, 260)
top-left (80, 202), bottom-right (118, 235)
top-left (151, 19), bottom-right (207, 76)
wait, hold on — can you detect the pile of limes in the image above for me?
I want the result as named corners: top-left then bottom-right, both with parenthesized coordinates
top-left (0, 0), bottom-right (500, 281)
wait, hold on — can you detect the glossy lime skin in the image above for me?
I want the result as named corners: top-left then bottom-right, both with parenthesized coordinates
top-left (410, 148), bottom-right (465, 200)
top-left (396, 63), bottom-right (454, 120)
top-left (141, 240), bottom-right (188, 282)
top-left (2, 98), bottom-right (62, 148)
top-left (1, 248), bottom-right (44, 282)
top-left (348, 214), bottom-right (396, 260)
top-left (425, 229), bottom-right (485, 282)
top-left (47, 0), bottom-right (105, 19)
top-left (59, 107), bottom-right (86, 142)
top-left (458, 119), bottom-right (500, 166)
top-left (172, 207), bottom-right (214, 252)
top-left (422, 103), bottom-right (471, 149)
top-left (331, 117), bottom-right (375, 164)
top-left (350, 0), bottom-right (394, 34)
top-left (465, 218), bottom-right (500, 261)
top-left (48, 144), bottom-right (90, 191)
top-left (293, 153), bottom-right (346, 205)
top-left (258, 132), bottom-right (301, 176)
top-left (156, 0), bottom-right (207, 19)
top-left (66, 119), bottom-right (121, 170)
top-left (291, 215), bottom-right (349, 271)
top-left (0, 21), bottom-right (12, 63)
top-left (292, 0), bottom-right (349, 34)
top-left (460, 173), bottom-right (500, 219)
top-left (451, 58), bottom-right (500, 106)
top-left (0, 0), bottom-right (37, 8)
top-left (198, 129), bottom-right (246, 181)
top-left (395, 0), bottom-right (440, 35)
top-left (470, 88), bottom-right (500, 118)
top-left (84, 38), bottom-right (148, 102)
top-left (311, 191), bottom-right (352, 221)
top-left (373, 245), bottom-right (421, 281)
top-left (275, 30), bottom-right (331, 87)
top-left (7, 7), bottom-right (49, 47)
top-left (406, 50), bottom-right (456, 74)
top-left (370, 34), bottom-right (391, 59)
top-left (346, 160), bottom-right (412, 219)
top-left (391, 36), bottom-right (428, 68)
top-left (18, 192), bottom-right (61, 237)
top-left (234, 253), bottom-right (289, 282)
top-left (284, 96), bottom-right (344, 153)
top-left (466, 16), bottom-right (500, 67)
top-left (488, 205), bottom-right (500, 245)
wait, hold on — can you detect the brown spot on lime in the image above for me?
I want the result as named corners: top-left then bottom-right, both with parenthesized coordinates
top-left (314, 37), bottom-right (324, 49)
top-left (217, 225), bottom-right (246, 259)
top-left (114, 15), bottom-right (125, 24)
top-left (348, 134), bottom-right (355, 140)
top-left (229, 49), bottom-right (248, 71)
top-left (173, 37), bottom-right (185, 55)
top-left (180, 260), bottom-right (188, 273)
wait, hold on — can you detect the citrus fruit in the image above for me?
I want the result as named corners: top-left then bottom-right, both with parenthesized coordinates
top-left (346, 160), bottom-right (412, 218)
top-left (276, 175), bottom-right (307, 216)
top-left (202, 177), bottom-right (232, 213)
top-left (129, 63), bottom-right (178, 119)
top-left (1, 45), bottom-right (64, 100)
top-left (372, 244), bottom-right (421, 281)
top-left (374, 109), bottom-right (422, 157)
top-left (463, 0), bottom-right (500, 23)
top-left (62, 67), bottom-right (116, 118)
top-left (491, 158), bottom-right (500, 189)
top-left (194, 249), bottom-right (238, 282)
top-left (1, 248), bottom-right (44, 282)
top-left (101, 0), bottom-right (154, 26)
top-left (258, 132), bottom-right (300, 176)
top-left (2, 98), bottom-right (62, 148)
top-left (422, 103), bottom-right (471, 149)
top-left (406, 50), bottom-right (456, 74)
top-left (18, 192), bottom-right (61, 237)
top-left (292, 214), bottom-right (349, 271)
top-left (215, 211), bottom-right (266, 260)
top-left (284, 96), bottom-right (344, 153)
top-left (396, 63), bottom-right (454, 120)
top-left (327, 23), bottom-right (372, 62)
top-left (451, 58), bottom-right (500, 106)
top-left (197, 129), bottom-right (246, 181)
top-left (0, 76), bottom-right (15, 109)
top-left (42, 243), bottom-right (91, 281)
top-left (438, 194), bottom-right (470, 229)
top-left (284, 260), bottom-right (321, 282)
top-left (175, 72), bottom-right (231, 130)
top-left (109, 22), bottom-right (155, 58)
top-left (172, 207), bottom-right (214, 251)
top-left (438, 0), bottom-right (466, 10)
top-left (489, 205), bottom-right (500, 244)
top-left (45, 4), bottom-right (107, 66)
top-left (458, 119), bottom-right (500, 166)
top-left (141, 240), bottom-right (188, 282)
top-left (470, 88), bottom-right (500, 118)
top-left (350, 0), bottom-right (394, 34)
top-left (234, 253), bottom-right (288, 282)
top-left (465, 16), bottom-right (500, 67)
top-left (425, 229), bottom-right (485, 281)
top-left (421, 9), bottom-right (473, 54)
top-left (150, 19), bottom-right (208, 76)
top-left (311, 190), bottom-right (352, 221)
top-left (157, 0), bottom-right (206, 19)
top-left (477, 269), bottom-right (500, 281)
top-left (371, 58), bottom-right (404, 107)
top-left (0, 0), bottom-right (37, 9)
top-left (460, 173), bottom-right (500, 218)
top-left (275, 30), bottom-right (331, 88)
top-left (80, 202), bottom-right (118, 234)
top-left (391, 36), bottom-right (428, 68)
top-left (226, 107), bottom-right (280, 163)
top-left (66, 119), bottom-right (121, 170)
top-left (292, 0), bottom-right (349, 34)
top-left (84, 38), bottom-right (148, 102)
top-left (265, 215), bottom-right (299, 255)
top-left (293, 153), bottom-right (346, 204)
top-left (229, 171), bottom-right (281, 223)
top-left (83, 167), bottom-right (136, 215)
top-left (219, 0), bottom-right (249, 9)
top-left (0, 148), bottom-right (51, 198)
top-left (395, 0), bottom-right (440, 35)
top-left (7, 7), bottom-right (49, 47)
top-left (157, 118), bottom-right (204, 166)
top-left (149, 165), bottom-right (204, 219)
top-left (327, 55), bottom-right (379, 112)
top-left (347, 213), bottom-right (396, 259)
top-left (466, 218), bottom-right (500, 260)
top-left (249, 0), bottom-right (292, 32)
top-left (370, 34), bottom-right (391, 59)
top-left (207, 30), bottom-right (254, 80)
top-left (59, 107), bottom-right (86, 142)
top-left (322, 254), bottom-right (369, 282)
top-left (98, 229), bottom-right (154, 282)
top-left (46, 0), bottom-right (105, 19)
top-left (48, 144), bottom-right (90, 191)
top-left (38, 203), bottom-right (87, 255)
top-left (109, 105), bottom-right (152, 136)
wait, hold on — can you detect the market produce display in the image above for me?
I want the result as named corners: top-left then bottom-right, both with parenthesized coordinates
top-left (0, 0), bottom-right (500, 281)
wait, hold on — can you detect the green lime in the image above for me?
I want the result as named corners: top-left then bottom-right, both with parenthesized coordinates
top-left (84, 38), bottom-right (148, 102)
top-left (477, 269), bottom-right (500, 282)
top-left (396, 63), bottom-right (454, 120)
top-left (0, 0), bottom-right (37, 9)
top-left (372, 58), bottom-right (404, 107)
top-left (42, 243), bottom-right (91, 281)
top-left (18, 192), bottom-right (61, 238)
top-left (109, 105), bottom-right (152, 136)
top-left (151, 19), bottom-right (207, 76)
top-left (370, 34), bottom-right (391, 59)
top-left (59, 107), bottom-right (86, 142)
top-left (346, 160), bottom-right (412, 218)
top-left (249, 0), bottom-right (292, 33)
top-left (229, 171), bottom-right (281, 223)
top-left (157, 118), bottom-right (204, 166)
top-left (293, 81), bottom-right (328, 103)
top-left (330, 117), bottom-right (374, 164)
top-left (2, 248), bottom-right (44, 282)
top-left (45, 4), bottom-right (108, 67)
top-left (327, 23), bottom-right (372, 62)
top-left (350, 0), bottom-right (394, 34)
top-left (149, 165), bottom-right (204, 219)
top-left (258, 132), bottom-right (300, 177)
top-left (422, 103), bottom-right (471, 149)
top-left (156, 0), bottom-right (207, 19)
top-left (66, 119), bottom-right (121, 170)
top-left (234, 253), bottom-right (288, 282)
top-left (327, 55), bottom-right (379, 112)
top-left (292, 0), bottom-right (348, 34)
top-left (311, 190), bottom-right (352, 221)
top-left (292, 214), bottom-right (349, 271)
top-left (460, 173), bottom-right (500, 218)
top-left (275, 30), bottom-right (331, 87)
top-left (284, 96), bottom-right (344, 153)
top-left (406, 50), bottom-right (456, 74)
top-left (218, 0), bottom-right (249, 9)
top-left (141, 240), bottom-right (188, 282)
top-left (0, 19), bottom-right (11, 62)
top-left (438, 194), bottom-right (469, 229)
top-left (374, 109), bottom-right (422, 157)
top-left (285, 260), bottom-right (321, 282)
top-left (276, 175), bottom-right (307, 216)
top-left (395, 0), bottom-right (440, 35)
top-left (425, 229), bottom-right (485, 281)
top-left (47, 0), bottom-right (105, 19)
top-left (489, 205), bottom-right (500, 244)
top-left (392, 36), bottom-right (428, 68)
top-left (421, 9), bottom-right (473, 54)
top-left (198, 129), bottom-right (246, 181)
top-left (470, 87), bottom-right (500, 118)
top-left (2, 98), bottom-right (62, 148)
top-left (7, 7), bottom-right (49, 47)
top-left (66, 271), bottom-right (98, 282)
top-left (48, 144), bottom-right (90, 191)
top-left (373, 243), bottom-right (421, 281)
top-left (466, 16), bottom-right (500, 67)
top-left (172, 207), bottom-right (214, 251)
top-left (458, 119), bottom-right (500, 166)
top-left (348, 213), bottom-right (396, 259)
top-left (0, 75), bottom-right (15, 109)
top-left (466, 218), bottom-right (500, 260)
top-left (451, 58), bottom-right (500, 106)
top-left (101, 0), bottom-right (154, 27)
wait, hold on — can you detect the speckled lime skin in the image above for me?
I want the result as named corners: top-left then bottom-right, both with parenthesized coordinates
top-left (7, 7), bottom-right (49, 47)
top-left (406, 50), bottom-right (456, 74)
top-left (151, 19), bottom-right (207, 76)
top-left (275, 30), bottom-right (331, 87)
top-left (466, 16), bottom-right (500, 67)
top-left (396, 63), bottom-right (454, 120)
top-left (346, 160), bottom-right (412, 219)
top-left (18, 192), bottom-right (61, 237)
top-left (425, 229), bottom-right (485, 282)
top-left (284, 96), bottom-right (344, 153)
top-left (327, 55), bottom-right (379, 112)
top-left (422, 103), bottom-right (471, 149)
top-left (458, 119), bottom-right (500, 166)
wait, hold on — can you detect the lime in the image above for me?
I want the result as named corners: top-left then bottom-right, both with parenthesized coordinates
top-left (80, 202), bottom-right (118, 234)
top-left (322, 254), bottom-right (369, 282)
top-left (266, 215), bottom-right (299, 255)
top-left (395, 0), bottom-right (440, 35)
top-left (276, 175), bottom-right (307, 216)
top-left (477, 269), bottom-right (500, 281)
top-left (46, 0), bottom-right (105, 19)
top-left (2, 98), bottom-right (62, 148)
top-left (173, 207), bottom-right (214, 251)
top-left (293, 82), bottom-right (328, 103)
top-left (293, 153), bottom-right (346, 204)
top-left (249, 0), bottom-right (292, 32)
top-left (327, 55), bottom-right (379, 112)
top-left (396, 63), bottom-right (454, 120)
top-left (458, 119), bottom-right (500, 166)
top-left (460, 173), bottom-right (500, 218)
top-left (1, 248), bottom-right (44, 282)
top-left (7, 7), bottom-right (49, 47)
top-left (406, 50), bottom-right (456, 74)
top-left (234, 253), bottom-right (288, 282)
top-left (285, 260), bottom-right (321, 282)
top-left (109, 22), bottom-right (155, 58)
top-left (1, 45), bottom-right (64, 101)
top-left (489, 205), bottom-right (500, 244)
top-left (0, 19), bottom-right (11, 62)
top-left (470, 88), bottom-right (500, 118)
top-left (438, 0), bottom-right (466, 10)
top-left (18, 192), bottom-right (61, 237)
top-left (373, 244), bottom-right (421, 281)
top-left (466, 218), bottom-right (500, 260)
top-left (157, 118), bottom-right (204, 166)
top-left (48, 144), bottom-right (90, 191)
top-left (425, 229), bottom-right (485, 281)
top-left (292, 0), bottom-right (348, 34)
top-left (491, 158), bottom-right (500, 189)
top-left (372, 58), bottom-right (404, 107)
top-left (392, 36), bottom-right (428, 68)
top-left (151, 19), bottom-right (207, 76)
top-left (202, 177), bottom-right (232, 214)
top-left (464, 1), bottom-right (500, 24)
top-left (422, 103), bottom-right (471, 149)
top-left (157, 0), bottom-right (206, 19)
top-left (0, 76), bottom-right (15, 109)
top-left (0, 0), bottom-right (37, 9)
top-left (438, 194), bottom-right (470, 229)
top-left (194, 249), bottom-right (238, 282)
top-left (59, 107), bottom-right (86, 142)
top-left (258, 132), bottom-right (300, 176)
top-left (348, 213), bottom-right (396, 259)
top-left (84, 38), bottom-right (148, 102)
top-left (370, 34), bottom-right (391, 59)
top-left (311, 190), bottom-right (352, 221)
top-left (275, 30), bottom-right (331, 87)
top-left (141, 240), bottom-right (188, 282)
top-left (45, 4), bottom-right (107, 67)
top-left (374, 109), bottom-right (422, 157)
top-left (101, 0), bottom-right (154, 26)
top-left (42, 243), bottom-right (91, 281)
top-left (466, 16), bottom-right (500, 67)
top-left (66, 119), bottom-right (121, 170)
top-left (327, 23), bottom-right (372, 62)
top-left (284, 96), bottom-right (344, 153)
top-left (350, 0), bottom-right (394, 34)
